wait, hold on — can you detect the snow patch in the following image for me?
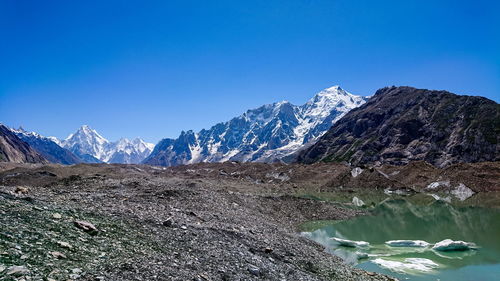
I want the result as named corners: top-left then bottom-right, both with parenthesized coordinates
top-left (352, 196), bottom-right (365, 207)
top-left (450, 183), bottom-right (475, 201)
top-left (426, 181), bottom-right (450, 190)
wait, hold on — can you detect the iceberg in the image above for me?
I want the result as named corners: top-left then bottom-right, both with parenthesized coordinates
top-left (332, 237), bottom-right (370, 248)
top-left (432, 239), bottom-right (476, 251)
top-left (355, 251), bottom-right (369, 259)
top-left (372, 258), bottom-right (439, 274)
top-left (385, 240), bottom-right (430, 247)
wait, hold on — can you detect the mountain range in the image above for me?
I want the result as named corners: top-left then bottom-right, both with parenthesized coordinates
top-left (1, 85), bottom-right (498, 167)
top-left (58, 125), bottom-right (155, 164)
top-left (298, 86), bottom-right (500, 167)
top-left (2, 125), bottom-right (155, 165)
top-left (12, 127), bottom-right (82, 165)
top-left (143, 86), bottom-right (368, 166)
top-left (0, 124), bottom-right (48, 164)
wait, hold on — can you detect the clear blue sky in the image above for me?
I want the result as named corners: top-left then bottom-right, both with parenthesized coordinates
top-left (1, 0), bottom-right (499, 143)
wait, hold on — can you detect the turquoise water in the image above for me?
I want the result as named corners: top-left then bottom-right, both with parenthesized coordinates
top-left (302, 199), bottom-right (500, 280)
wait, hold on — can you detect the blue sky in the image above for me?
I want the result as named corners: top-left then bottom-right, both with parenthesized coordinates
top-left (1, 0), bottom-right (499, 143)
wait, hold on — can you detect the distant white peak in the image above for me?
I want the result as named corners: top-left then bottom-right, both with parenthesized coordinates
top-left (275, 100), bottom-right (291, 106)
top-left (11, 127), bottom-right (42, 138)
top-left (47, 136), bottom-right (62, 145)
top-left (322, 85), bottom-right (343, 93)
top-left (68, 125), bottom-right (109, 143)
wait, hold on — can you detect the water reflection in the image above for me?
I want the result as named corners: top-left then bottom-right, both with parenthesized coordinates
top-left (302, 199), bottom-right (500, 280)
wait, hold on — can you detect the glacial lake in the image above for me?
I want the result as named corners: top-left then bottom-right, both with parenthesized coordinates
top-left (301, 198), bottom-right (500, 281)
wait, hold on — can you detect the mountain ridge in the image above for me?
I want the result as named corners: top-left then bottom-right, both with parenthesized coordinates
top-left (11, 127), bottom-right (83, 165)
top-left (297, 86), bottom-right (500, 167)
top-left (0, 124), bottom-right (48, 164)
top-left (61, 125), bottom-right (154, 164)
top-left (144, 85), bottom-right (368, 166)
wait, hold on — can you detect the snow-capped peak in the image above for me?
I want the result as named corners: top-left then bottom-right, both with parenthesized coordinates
top-left (145, 84), bottom-right (369, 166)
top-left (60, 125), bottom-right (154, 164)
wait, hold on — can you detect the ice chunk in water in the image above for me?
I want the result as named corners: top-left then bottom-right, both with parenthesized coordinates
top-left (331, 237), bottom-right (369, 248)
top-left (432, 239), bottom-right (476, 251)
top-left (372, 258), bottom-right (439, 274)
top-left (385, 240), bottom-right (430, 247)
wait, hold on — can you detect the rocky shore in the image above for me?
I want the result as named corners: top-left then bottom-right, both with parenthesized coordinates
top-left (1, 161), bottom-right (498, 280)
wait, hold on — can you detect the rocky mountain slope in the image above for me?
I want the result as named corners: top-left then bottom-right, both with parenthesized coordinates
top-left (0, 124), bottom-right (47, 164)
top-left (60, 125), bottom-right (154, 164)
top-left (11, 127), bottom-right (83, 165)
top-left (144, 86), bottom-right (367, 166)
top-left (298, 86), bottom-right (500, 167)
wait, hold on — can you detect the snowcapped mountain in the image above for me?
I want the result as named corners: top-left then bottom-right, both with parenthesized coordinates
top-left (144, 85), bottom-right (368, 166)
top-left (106, 138), bottom-right (155, 164)
top-left (11, 127), bottom-right (82, 165)
top-left (60, 125), bottom-right (154, 164)
top-left (61, 125), bottom-right (108, 163)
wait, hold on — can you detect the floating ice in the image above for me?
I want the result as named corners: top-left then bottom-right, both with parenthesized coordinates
top-left (385, 240), bottom-right (431, 247)
top-left (372, 258), bottom-right (439, 274)
top-left (352, 196), bottom-right (365, 207)
top-left (432, 239), bottom-right (476, 251)
top-left (332, 237), bottom-right (369, 248)
top-left (355, 251), bottom-right (369, 259)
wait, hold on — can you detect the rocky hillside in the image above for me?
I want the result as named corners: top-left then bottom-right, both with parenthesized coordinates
top-left (144, 86), bottom-right (368, 166)
top-left (298, 86), bottom-right (499, 167)
top-left (0, 124), bottom-right (47, 164)
top-left (11, 127), bottom-right (83, 165)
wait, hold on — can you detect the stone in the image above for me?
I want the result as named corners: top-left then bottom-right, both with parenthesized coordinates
top-left (248, 266), bottom-right (261, 276)
top-left (15, 186), bottom-right (28, 194)
top-left (6, 265), bottom-right (29, 276)
top-left (57, 241), bottom-right (73, 249)
top-left (53, 213), bottom-right (62, 219)
top-left (74, 220), bottom-right (98, 234)
top-left (50, 251), bottom-right (67, 259)
top-left (162, 217), bottom-right (174, 227)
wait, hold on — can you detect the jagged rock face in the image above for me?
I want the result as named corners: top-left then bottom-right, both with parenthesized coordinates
top-left (143, 86), bottom-right (368, 166)
top-left (297, 86), bottom-right (500, 167)
top-left (61, 125), bottom-right (154, 164)
top-left (0, 124), bottom-right (47, 164)
top-left (12, 128), bottom-right (82, 165)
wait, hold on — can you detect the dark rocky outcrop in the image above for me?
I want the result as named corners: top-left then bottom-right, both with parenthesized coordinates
top-left (297, 86), bottom-right (499, 167)
top-left (0, 124), bottom-right (47, 164)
